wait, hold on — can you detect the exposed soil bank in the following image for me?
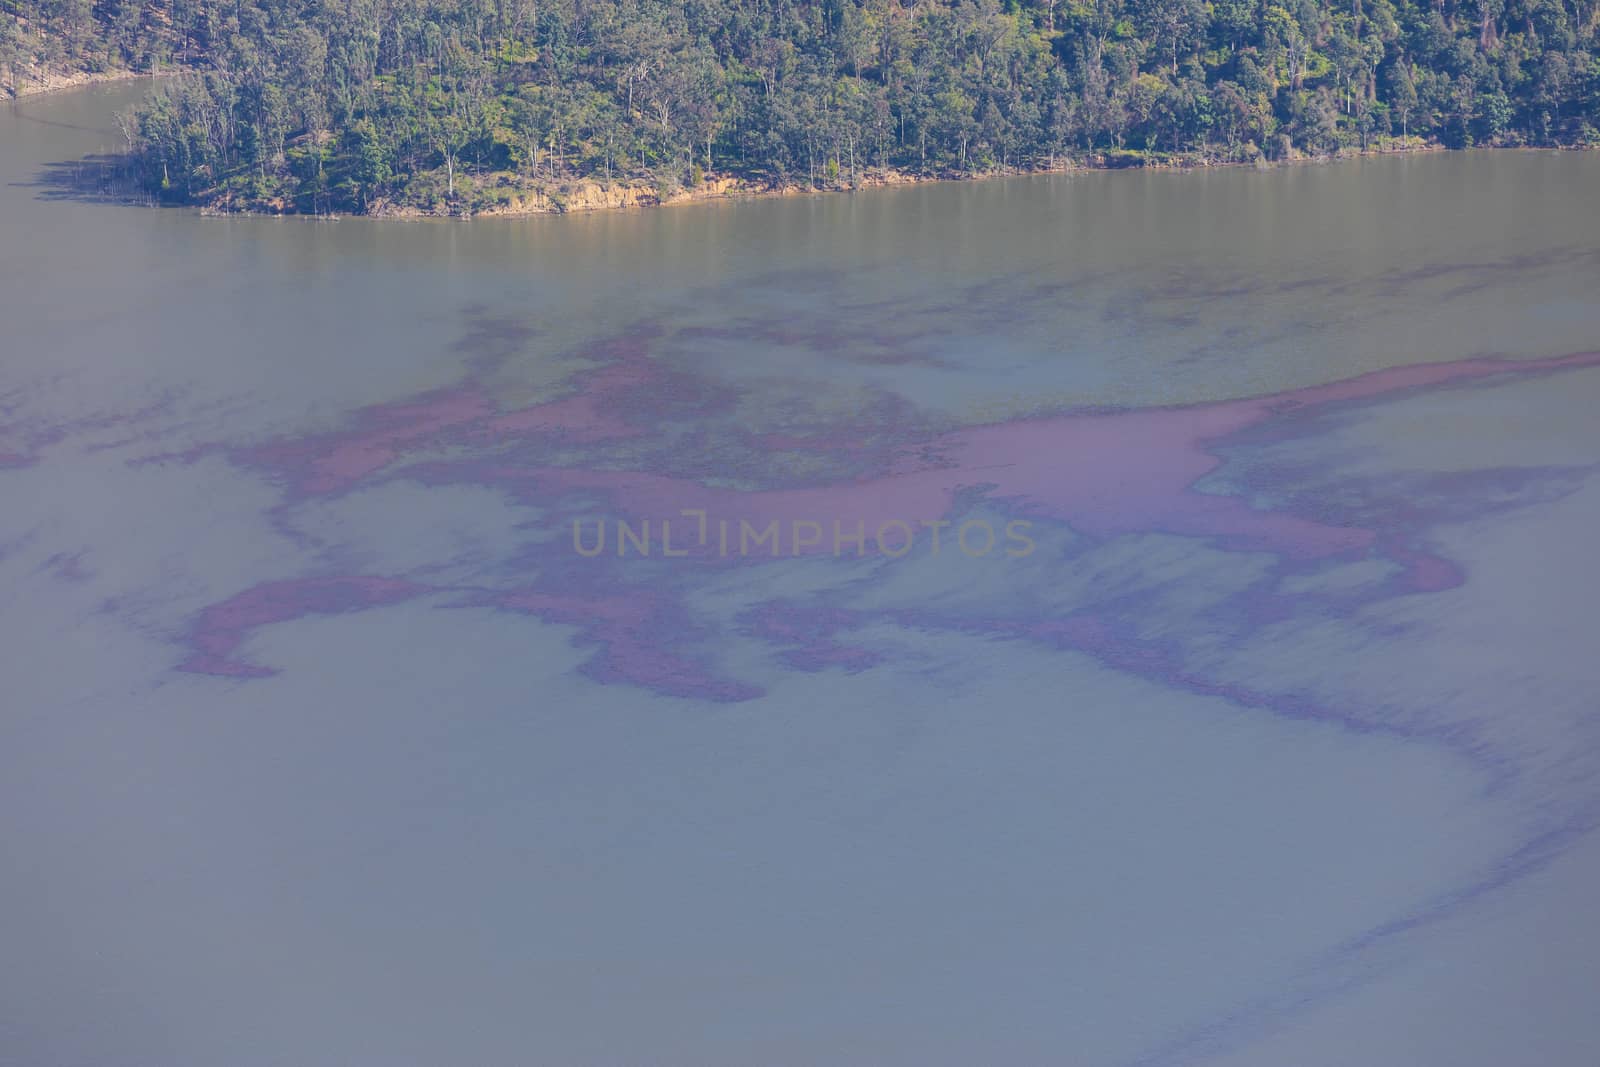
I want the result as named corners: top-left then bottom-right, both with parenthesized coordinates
top-left (213, 139), bottom-right (1500, 222)
top-left (4, 66), bottom-right (153, 100)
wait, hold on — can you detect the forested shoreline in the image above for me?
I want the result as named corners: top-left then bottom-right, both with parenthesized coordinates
top-left (5, 0), bottom-right (1598, 215)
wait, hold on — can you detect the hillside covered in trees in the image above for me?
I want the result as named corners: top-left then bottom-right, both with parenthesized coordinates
top-left (5, 0), bottom-right (1599, 213)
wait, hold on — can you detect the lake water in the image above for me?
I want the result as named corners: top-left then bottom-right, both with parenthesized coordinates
top-left (4, 84), bottom-right (1599, 1066)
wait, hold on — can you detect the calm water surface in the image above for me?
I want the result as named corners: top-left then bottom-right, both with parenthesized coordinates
top-left (3, 84), bottom-right (1600, 1065)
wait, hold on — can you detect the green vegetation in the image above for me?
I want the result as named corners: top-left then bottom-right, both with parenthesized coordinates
top-left (6, 0), bottom-right (1599, 213)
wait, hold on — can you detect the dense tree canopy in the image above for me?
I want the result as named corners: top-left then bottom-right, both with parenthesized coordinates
top-left (6, 0), bottom-right (1599, 212)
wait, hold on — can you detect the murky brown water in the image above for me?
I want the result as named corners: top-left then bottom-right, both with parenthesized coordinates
top-left (4, 83), bottom-right (1599, 1066)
